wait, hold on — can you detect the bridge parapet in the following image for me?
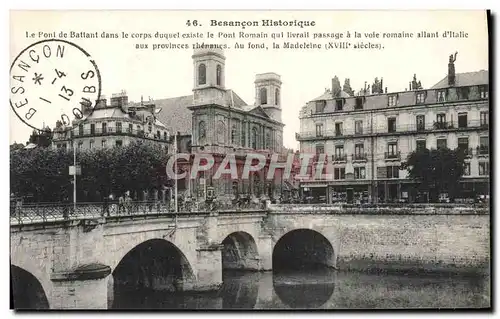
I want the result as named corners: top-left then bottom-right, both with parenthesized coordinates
top-left (268, 203), bottom-right (490, 215)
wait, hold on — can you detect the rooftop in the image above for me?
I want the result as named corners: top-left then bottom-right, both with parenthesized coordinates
top-left (431, 70), bottom-right (489, 89)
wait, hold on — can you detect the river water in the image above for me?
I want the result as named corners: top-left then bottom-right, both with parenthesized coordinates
top-left (110, 268), bottom-right (490, 309)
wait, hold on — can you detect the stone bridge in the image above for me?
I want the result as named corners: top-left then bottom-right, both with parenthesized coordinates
top-left (10, 204), bottom-right (490, 309)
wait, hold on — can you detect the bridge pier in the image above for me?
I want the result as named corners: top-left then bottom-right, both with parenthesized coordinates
top-left (193, 245), bottom-right (223, 291)
top-left (257, 235), bottom-right (273, 270)
top-left (50, 263), bottom-right (111, 309)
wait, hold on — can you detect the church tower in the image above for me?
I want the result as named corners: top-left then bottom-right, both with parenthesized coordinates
top-left (254, 72), bottom-right (282, 123)
top-left (192, 48), bottom-right (226, 106)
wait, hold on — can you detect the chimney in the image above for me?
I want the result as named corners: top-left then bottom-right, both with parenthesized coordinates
top-left (385, 87), bottom-right (387, 93)
top-left (409, 82), bottom-right (412, 91)
top-left (331, 76), bottom-right (341, 98)
top-left (380, 78), bottom-right (383, 94)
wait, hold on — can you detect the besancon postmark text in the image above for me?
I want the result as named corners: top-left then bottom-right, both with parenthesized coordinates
top-left (10, 39), bottom-right (102, 132)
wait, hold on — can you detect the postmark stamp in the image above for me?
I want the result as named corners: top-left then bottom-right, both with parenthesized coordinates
top-left (10, 39), bottom-right (102, 132)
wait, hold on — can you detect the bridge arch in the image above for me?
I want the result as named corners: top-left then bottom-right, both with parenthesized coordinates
top-left (11, 265), bottom-right (50, 309)
top-left (111, 238), bottom-right (195, 296)
top-left (221, 231), bottom-right (260, 271)
top-left (272, 228), bottom-right (335, 271)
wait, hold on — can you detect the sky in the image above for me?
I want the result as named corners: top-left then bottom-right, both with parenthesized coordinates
top-left (9, 10), bottom-right (489, 149)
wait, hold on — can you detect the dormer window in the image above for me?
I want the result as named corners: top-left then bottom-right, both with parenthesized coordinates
top-left (388, 94), bottom-right (397, 106)
top-left (437, 90), bottom-right (447, 102)
top-left (416, 91), bottom-right (426, 104)
top-left (315, 100), bottom-right (326, 113)
top-left (458, 87), bottom-right (470, 100)
top-left (335, 99), bottom-right (344, 111)
top-left (355, 97), bottom-right (364, 110)
top-left (479, 85), bottom-right (489, 99)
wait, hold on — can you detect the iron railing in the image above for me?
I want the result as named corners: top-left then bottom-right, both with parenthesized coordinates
top-left (10, 200), bottom-right (267, 225)
top-left (296, 119), bottom-right (489, 140)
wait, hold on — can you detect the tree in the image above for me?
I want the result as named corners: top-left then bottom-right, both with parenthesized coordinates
top-left (28, 127), bottom-right (53, 147)
top-left (10, 140), bottom-right (171, 202)
top-left (401, 147), bottom-right (466, 202)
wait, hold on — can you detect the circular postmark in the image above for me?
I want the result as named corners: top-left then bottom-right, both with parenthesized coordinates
top-left (10, 39), bottom-right (102, 132)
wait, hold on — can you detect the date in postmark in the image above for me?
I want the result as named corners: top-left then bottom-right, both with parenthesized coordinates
top-left (10, 39), bottom-right (102, 132)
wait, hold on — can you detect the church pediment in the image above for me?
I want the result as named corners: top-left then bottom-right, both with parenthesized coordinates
top-left (247, 106), bottom-right (271, 119)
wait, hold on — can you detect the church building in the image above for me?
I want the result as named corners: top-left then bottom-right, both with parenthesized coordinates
top-left (150, 48), bottom-right (286, 201)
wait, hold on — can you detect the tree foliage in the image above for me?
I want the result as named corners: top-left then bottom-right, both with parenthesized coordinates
top-left (28, 128), bottom-right (53, 147)
top-left (401, 147), bottom-right (466, 201)
top-left (10, 141), bottom-right (170, 202)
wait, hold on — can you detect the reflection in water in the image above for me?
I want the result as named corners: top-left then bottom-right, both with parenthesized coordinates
top-left (110, 269), bottom-right (490, 309)
top-left (272, 267), bottom-right (336, 309)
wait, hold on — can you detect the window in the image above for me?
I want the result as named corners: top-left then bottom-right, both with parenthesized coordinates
top-left (198, 121), bottom-right (206, 142)
top-left (464, 163), bottom-right (471, 176)
top-left (251, 127), bottom-right (258, 149)
top-left (388, 117), bottom-right (396, 133)
top-left (457, 137), bottom-right (469, 154)
top-left (416, 92), bottom-right (425, 104)
top-left (335, 145), bottom-right (344, 160)
top-left (416, 140), bottom-right (426, 152)
top-left (79, 124), bottom-right (84, 136)
top-left (157, 130), bottom-right (161, 139)
top-left (479, 162), bottom-right (489, 176)
top-left (354, 144), bottom-right (364, 159)
top-left (315, 100), bottom-right (326, 113)
top-left (480, 111), bottom-right (488, 127)
top-left (335, 99), bottom-right (344, 111)
top-left (164, 132), bottom-right (168, 140)
top-left (387, 142), bottom-right (398, 158)
top-left (128, 124), bottom-right (133, 133)
top-left (241, 124), bottom-right (246, 147)
top-left (198, 64), bottom-right (206, 85)
top-left (479, 85), bottom-right (488, 99)
top-left (216, 121), bottom-right (226, 144)
top-left (354, 167), bottom-right (366, 179)
top-left (89, 140), bottom-right (94, 149)
top-left (116, 140), bottom-right (123, 147)
top-left (260, 87), bottom-right (267, 105)
top-left (334, 167), bottom-right (346, 180)
top-left (216, 64), bottom-right (222, 86)
top-left (458, 112), bottom-right (468, 128)
top-left (459, 87), bottom-right (470, 100)
top-left (437, 90), bottom-right (447, 102)
top-left (335, 123), bottom-right (343, 136)
top-left (437, 138), bottom-right (447, 149)
top-left (316, 144), bottom-right (325, 155)
top-left (355, 97), bottom-right (364, 110)
top-left (355, 120), bottom-right (363, 135)
top-left (90, 123), bottom-right (95, 134)
top-left (101, 140), bottom-right (106, 148)
top-left (386, 166), bottom-right (400, 178)
top-left (479, 136), bottom-right (489, 154)
top-left (102, 122), bottom-right (107, 134)
top-left (436, 113), bottom-right (446, 123)
top-left (416, 115), bottom-right (425, 131)
top-left (388, 95), bottom-right (397, 106)
top-left (78, 142), bottom-right (83, 149)
top-left (275, 88), bottom-right (280, 105)
top-left (231, 125), bottom-right (238, 145)
top-left (148, 124), bottom-right (152, 133)
top-left (315, 124), bottom-right (323, 137)
top-left (265, 131), bottom-right (271, 149)
top-left (116, 122), bottom-right (122, 133)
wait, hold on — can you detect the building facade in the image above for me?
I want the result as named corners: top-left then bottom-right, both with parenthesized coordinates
top-left (52, 92), bottom-right (171, 151)
top-left (186, 48), bottom-right (286, 201)
top-left (297, 54), bottom-right (489, 204)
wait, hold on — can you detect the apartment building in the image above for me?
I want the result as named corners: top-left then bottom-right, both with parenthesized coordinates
top-left (296, 55), bottom-right (489, 203)
top-left (52, 91), bottom-right (171, 151)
